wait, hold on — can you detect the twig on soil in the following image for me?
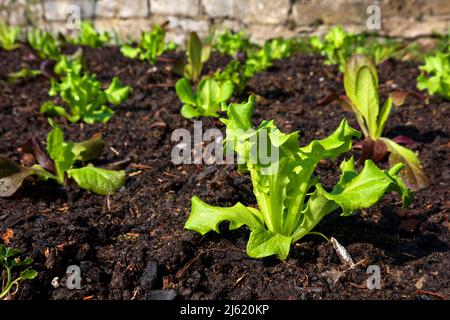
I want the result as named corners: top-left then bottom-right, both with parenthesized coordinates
top-left (109, 146), bottom-right (120, 156)
top-left (106, 194), bottom-right (111, 212)
top-left (163, 171), bottom-right (181, 179)
top-left (416, 290), bottom-right (448, 300)
top-left (129, 163), bottom-right (154, 170)
top-left (128, 170), bottom-right (142, 177)
top-left (233, 274), bottom-right (248, 288)
top-left (331, 237), bottom-right (356, 269)
top-left (349, 282), bottom-right (367, 289)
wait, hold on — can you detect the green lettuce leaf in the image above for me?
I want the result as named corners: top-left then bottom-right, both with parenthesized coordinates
top-left (67, 166), bottom-right (125, 195)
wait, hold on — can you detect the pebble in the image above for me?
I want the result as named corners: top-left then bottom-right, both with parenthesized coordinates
top-left (144, 289), bottom-right (177, 300)
top-left (140, 260), bottom-right (158, 289)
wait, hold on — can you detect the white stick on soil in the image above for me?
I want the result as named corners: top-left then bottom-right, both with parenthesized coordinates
top-left (330, 237), bottom-right (356, 269)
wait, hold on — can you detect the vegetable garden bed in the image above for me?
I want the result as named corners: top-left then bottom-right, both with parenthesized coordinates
top-left (0, 28), bottom-right (449, 300)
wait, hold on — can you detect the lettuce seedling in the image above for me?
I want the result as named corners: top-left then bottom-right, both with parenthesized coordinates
top-left (0, 245), bottom-right (37, 300)
top-left (243, 38), bottom-right (295, 78)
top-left (7, 68), bottom-right (42, 83)
top-left (121, 24), bottom-right (176, 64)
top-left (27, 28), bottom-right (61, 60)
top-left (417, 51), bottom-right (450, 100)
top-left (311, 27), bottom-right (403, 71)
top-left (264, 38), bottom-right (295, 60)
top-left (185, 96), bottom-right (412, 259)
top-left (214, 30), bottom-right (251, 57)
top-left (0, 22), bottom-right (21, 51)
top-left (356, 37), bottom-right (403, 65)
top-left (310, 26), bottom-right (354, 72)
top-left (179, 32), bottom-right (211, 82)
top-left (70, 21), bottom-right (110, 48)
top-left (176, 77), bottom-right (233, 118)
top-left (53, 53), bottom-right (84, 76)
top-left (343, 54), bottom-right (429, 190)
top-left (0, 121), bottom-right (125, 197)
top-left (214, 60), bottom-right (249, 93)
top-left (244, 46), bottom-right (272, 77)
top-left (41, 70), bottom-right (131, 124)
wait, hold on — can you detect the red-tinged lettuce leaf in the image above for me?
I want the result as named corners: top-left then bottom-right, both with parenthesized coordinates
top-left (21, 137), bottom-right (56, 174)
top-left (389, 91), bottom-right (409, 106)
top-left (0, 157), bottom-right (34, 197)
top-left (392, 135), bottom-right (416, 146)
top-left (338, 95), bottom-right (354, 112)
top-left (381, 137), bottom-right (430, 191)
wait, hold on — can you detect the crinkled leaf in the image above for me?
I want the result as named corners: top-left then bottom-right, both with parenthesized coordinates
top-left (185, 196), bottom-right (263, 235)
top-left (40, 101), bottom-right (78, 122)
top-left (105, 77), bottom-right (131, 106)
top-left (7, 68), bottom-right (42, 83)
top-left (120, 45), bottom-right (141, 58)
top-left (292, 186), bottom-right (338, 242)
top-left (299, 119), bottom-right (361, 161)
top-left (247, 226), bottom-right (292, 259)
top-left (319, 159), bottom-right (412, 216)
top-left (67, 166), bottom-right (125, 195)
top-left (220, 95), bottom-right (254, 134)
top-left (83, 105), bottom-right (114, 124)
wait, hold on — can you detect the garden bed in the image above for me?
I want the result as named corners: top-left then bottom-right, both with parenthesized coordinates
top-left (0, 44), bottom-right (448, 300)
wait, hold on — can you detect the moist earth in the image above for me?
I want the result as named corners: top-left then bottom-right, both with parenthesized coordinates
top-left (0, 45), bottom-right (448, 300)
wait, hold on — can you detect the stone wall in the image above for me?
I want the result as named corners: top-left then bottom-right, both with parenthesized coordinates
top-left (1, 0), bottom-right (449, 44)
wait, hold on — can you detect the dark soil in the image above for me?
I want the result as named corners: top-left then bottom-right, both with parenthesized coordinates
top-left (0, 44), bottom-right (448, 300)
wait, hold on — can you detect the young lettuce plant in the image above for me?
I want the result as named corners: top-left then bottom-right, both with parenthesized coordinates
top-left (0, 121), bottom-right (126, 197)
top-left (214, 60), bottom-right (249, 93)
top-left (0, 22), bottom-right (21, 51)
top-left (243, 38), bottom-right (294, 78)
top-left (70, 21), bottom-right (110, 48)
top-left (175, 77), bottom-right (233, 118)
top-left (178, 32), bottom-right (211, 83)
top-left (27, 28), bottom-right (61, 60)
top-left (342, 54), bottom-right (429, 190)
top-left (417, 51), bottom-right (450, 100)
top-left (0, 245), bottom-right (37, 300)
top-left (214, 30), bottom-right (251, 57)
top-left (310, 26), bottom-right (355, 72)
top-left (120, 24), bottom-right (176, 64)
top-left (6, 68), bottom-right (42, 83)
top-left (185, 96), bottom-right (412, 259)
top-left (41, 69), bottom-right (131, 124)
